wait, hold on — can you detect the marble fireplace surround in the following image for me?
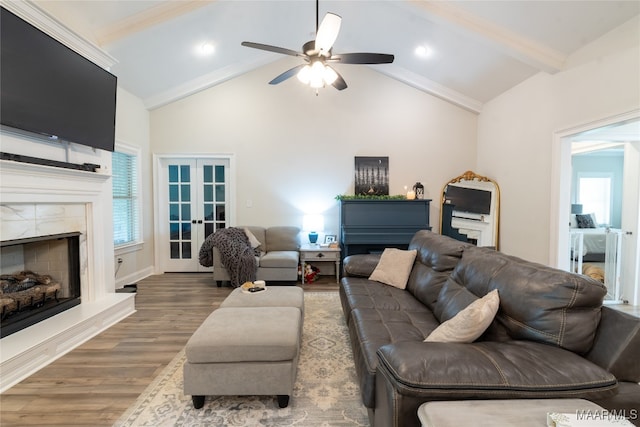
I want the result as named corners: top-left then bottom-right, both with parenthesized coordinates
top-left (0, 159), bottom-right (136, 392)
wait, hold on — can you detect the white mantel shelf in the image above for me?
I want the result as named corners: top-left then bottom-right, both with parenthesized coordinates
top-left (0, 293), bottom-right (135, 393)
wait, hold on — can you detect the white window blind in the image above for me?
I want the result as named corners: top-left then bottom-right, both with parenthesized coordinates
top-left (112, 149), bottom-right (140, 246)
top-left (578, 175), bottom-right (612, 226)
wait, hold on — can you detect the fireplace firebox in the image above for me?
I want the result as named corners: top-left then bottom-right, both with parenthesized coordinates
top-left (1, 232), bottom-right (81, 338)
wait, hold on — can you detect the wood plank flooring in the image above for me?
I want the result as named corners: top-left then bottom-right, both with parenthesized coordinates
top-left (0, 273), bottom-right (338, 427)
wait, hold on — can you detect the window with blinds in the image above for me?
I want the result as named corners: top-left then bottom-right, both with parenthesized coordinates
top-left (112, 148), bottom-right (141, 247)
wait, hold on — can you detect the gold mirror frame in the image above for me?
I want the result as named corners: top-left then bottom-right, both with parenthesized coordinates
top-left (440, 170), bottom-right (501, 250)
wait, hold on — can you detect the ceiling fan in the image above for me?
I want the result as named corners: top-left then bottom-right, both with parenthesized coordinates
top-left (241, 1), bottom-right (394, 91)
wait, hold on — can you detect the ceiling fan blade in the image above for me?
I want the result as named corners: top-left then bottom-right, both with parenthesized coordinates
top-left (241, 41), bottom-right (304, 58)
top-left (269, 64), bottom-right (307, 85)
top-left (330, 68), bottom-right (348, 91)
top-left (315, 13), bottom-right (341, 53)
top-left (330, 52), bottom-right (395, 64)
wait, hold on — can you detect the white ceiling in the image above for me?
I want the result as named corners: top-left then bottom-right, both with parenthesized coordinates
top-left (33, 0), bottom-right (640, 112)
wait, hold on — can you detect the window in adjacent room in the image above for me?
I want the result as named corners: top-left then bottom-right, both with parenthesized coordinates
top-left (112, 143), bottom-right (142, 249)
top-left (577, 173), bottom-right (612, 226)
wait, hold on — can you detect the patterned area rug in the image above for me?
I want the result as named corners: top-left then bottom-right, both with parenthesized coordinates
top-left (114, 292), bottom-right (369, 427)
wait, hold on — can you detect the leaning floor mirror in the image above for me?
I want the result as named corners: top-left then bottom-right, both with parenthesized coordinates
top-left (440, 170), bottom-right (500, 250)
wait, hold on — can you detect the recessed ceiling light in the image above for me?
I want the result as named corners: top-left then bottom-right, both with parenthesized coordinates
top-left (414, 45), bottom-right (432, 58)
top-left (196, 42), bottom-right (215, 56)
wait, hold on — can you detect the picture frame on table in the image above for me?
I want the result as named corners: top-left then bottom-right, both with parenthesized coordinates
top-left (324, 235), bottom-right (337, 244)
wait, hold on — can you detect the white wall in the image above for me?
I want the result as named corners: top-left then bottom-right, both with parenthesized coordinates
top-left (151, 58), bottom-right (478, 238)
top-left (113, 87), bottom-right (153, 287)
top-left (477, 17), bottom-right (640, 264)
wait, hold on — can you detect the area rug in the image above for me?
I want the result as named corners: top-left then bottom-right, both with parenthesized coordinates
top-left (114, 292), bottom-right (369, 427)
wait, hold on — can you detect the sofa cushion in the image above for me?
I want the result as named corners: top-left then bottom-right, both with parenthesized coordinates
top-left (405, 231), bottom-right (469, 310)
top-left (369, 248), bottom-right (417, 289)
top-left (265, 226), bottom-right (300, 252)
top-left (349, 306), bottom-right (439, 407)
top-left (425, 289), bottom-right (499, 343)
top-left (376, 340), bottom-right (617, 400)
top-left (441, 246), bottom-right (606, 354)
top-left (259, 250), bottom-right (299, 268)
top-left (343, 254), bottom-right (381, 277)
top-left (240, 226), bottom-right (266, 248)
top-left (340, 278), bottom-right (431, 321)
top-left (244, 227), bottom-right (262, 249)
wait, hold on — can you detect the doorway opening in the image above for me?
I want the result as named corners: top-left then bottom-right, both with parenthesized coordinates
top-left (552, 111), bottom-right (640, 306)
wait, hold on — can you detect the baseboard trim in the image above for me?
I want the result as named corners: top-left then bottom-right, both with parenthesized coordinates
top-left (116, 266), bottom-right (154, 289)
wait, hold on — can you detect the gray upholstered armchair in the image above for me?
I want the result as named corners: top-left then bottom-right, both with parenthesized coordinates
top-left (213, 226), bottom-right (300, 287)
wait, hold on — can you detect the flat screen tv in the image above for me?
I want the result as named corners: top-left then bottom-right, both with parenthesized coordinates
top-left (445, 185), bottom-right (492, 215)
top-left (0, 7), bottom-right (117, 152)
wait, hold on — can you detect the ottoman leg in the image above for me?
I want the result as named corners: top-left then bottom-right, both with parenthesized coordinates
top-left (192, 395), bottom-right (205, 409)
top-left (277, 395), bottom-right (290, 408)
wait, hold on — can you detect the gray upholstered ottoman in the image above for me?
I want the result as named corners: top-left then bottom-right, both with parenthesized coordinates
top-left (220, 286), bottom-right (304, 315)
top-left (183, 306), bottom-right (302, 409)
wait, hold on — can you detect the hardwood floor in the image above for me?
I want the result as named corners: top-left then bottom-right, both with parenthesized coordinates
top-left (0, 273), bottom-right (338, 427)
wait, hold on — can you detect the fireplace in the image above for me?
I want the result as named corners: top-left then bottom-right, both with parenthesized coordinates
top-left (1, 154), bottom-right (136, 393)
top-left (1, 232), bottom-right (82, 338)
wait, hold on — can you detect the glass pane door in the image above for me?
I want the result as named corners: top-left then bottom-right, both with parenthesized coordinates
top-left (168, 163), bottom-right (194, 261)
top-left (159, 157), bottom-right (230, 272)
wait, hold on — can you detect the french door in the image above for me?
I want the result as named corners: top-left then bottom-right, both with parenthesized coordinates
top-left (157, 157), bottom-right (230, 272)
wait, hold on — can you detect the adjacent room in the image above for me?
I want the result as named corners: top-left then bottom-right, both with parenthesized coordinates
top-left (1, 1), bottom-right (639, 426)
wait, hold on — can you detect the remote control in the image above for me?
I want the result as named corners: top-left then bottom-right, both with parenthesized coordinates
top-left (248, 287), bottom-right (265, 293)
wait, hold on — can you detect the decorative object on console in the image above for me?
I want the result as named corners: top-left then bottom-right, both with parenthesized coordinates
top-left (405, 185), bottom-right (416, 200)
top-left (354, 156), bottom-right (389, 196)
top-left (440, 170), bottom-right (500, 249)
top-left (413, 182), bottom-right (425, 199)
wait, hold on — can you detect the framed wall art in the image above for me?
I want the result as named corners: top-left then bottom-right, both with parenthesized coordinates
top-left (354, 156), bottom-right (389, 196)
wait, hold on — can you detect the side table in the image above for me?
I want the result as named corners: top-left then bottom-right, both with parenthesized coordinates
top-left (299, 245), bottom-right (341, 284)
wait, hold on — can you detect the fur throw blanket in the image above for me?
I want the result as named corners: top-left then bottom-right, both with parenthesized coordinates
top-left (203, 227), bottom-right (257, 287)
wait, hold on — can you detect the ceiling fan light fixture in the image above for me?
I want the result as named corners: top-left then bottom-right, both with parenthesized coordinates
top-left (323, 65), bottom-right (338, 85)
top-left (297, 61), bottom-right (337, 88)
top-left (297, 64), bottom-right (312, 84)
top-left (309, 65), bottom-right (325, 88)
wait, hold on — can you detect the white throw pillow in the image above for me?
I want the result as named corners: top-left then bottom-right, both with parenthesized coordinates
top-left (424, 289), bottom-right (500, 343)
top-left (368, 248), bottom-right (417, 289)
top-left (244, 228), bottom-right (261, 249)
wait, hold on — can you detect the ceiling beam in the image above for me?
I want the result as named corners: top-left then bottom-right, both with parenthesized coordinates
top-left (97, 1), bottom-right (214, 47)
top-left (407, 0), bottom-right (567, 74)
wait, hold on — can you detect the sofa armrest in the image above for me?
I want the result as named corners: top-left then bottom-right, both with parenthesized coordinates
top-left (342, 254), bottom-right (381, 277)
top-left (586, 306), bottom-right (640, 383)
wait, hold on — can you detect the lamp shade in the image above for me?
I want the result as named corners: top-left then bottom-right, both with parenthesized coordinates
top-left (303, 214), bottom-right (324, 232)
top-left (571, 204), bottom-right (583, 214)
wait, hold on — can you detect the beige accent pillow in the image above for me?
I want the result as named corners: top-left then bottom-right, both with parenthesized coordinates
top-left (368, 248), bottom-right (417, 289)
top-left (244, 228), bottom-right (261, 249)
top-left (424, 289), bottom-right (500, 343)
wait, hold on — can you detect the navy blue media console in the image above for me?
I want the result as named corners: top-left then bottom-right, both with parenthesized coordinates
top-left (339, 199), bottom-right (431, 257)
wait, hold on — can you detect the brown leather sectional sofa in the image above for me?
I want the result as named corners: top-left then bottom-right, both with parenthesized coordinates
top-left (339, 230), bottom-right (640, 427)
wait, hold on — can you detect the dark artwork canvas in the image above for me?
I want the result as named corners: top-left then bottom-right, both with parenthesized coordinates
top-left (354, 157), bottom-right (389, 195)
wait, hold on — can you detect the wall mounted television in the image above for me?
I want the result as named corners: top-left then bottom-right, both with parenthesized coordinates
top-left (0, 7), bottom-right (117, 152)
top-left (445, 185), bottom-right (492, 215)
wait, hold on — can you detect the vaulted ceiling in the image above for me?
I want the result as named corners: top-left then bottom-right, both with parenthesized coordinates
top-left (32, 0), bottom-right (640, 112)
